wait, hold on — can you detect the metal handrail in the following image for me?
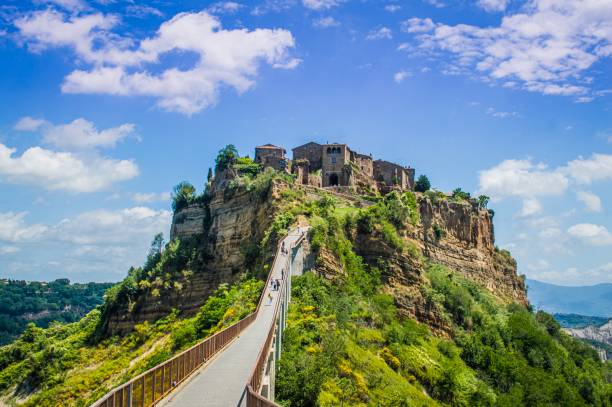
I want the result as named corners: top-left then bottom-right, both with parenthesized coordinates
top-left (90, 235), bottom-right (291, 407)
top-left (245, 231), bottom-right (306, 406)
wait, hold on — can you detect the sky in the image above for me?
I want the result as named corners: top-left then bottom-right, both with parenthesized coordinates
top-left (0, 0), bottom-right (611, 286)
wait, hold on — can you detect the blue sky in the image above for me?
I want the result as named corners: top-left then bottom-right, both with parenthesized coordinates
top-left (0, 0), bottom-right (611, 285)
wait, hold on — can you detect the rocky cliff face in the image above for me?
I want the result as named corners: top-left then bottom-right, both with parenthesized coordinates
top-left (348, 195), bottom-right (527, 335)
top-left (105, 180), bottom-right (281, 335)
top-left (565, 320), bottom-right (612, 361)
top-left (106, 180), bottom-right (526, 336)
top-left (416, 197), bottom-right (527, 305)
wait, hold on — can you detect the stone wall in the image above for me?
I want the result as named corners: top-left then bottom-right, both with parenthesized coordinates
top-left (374, 159), bottom-right (411, 190)
top-left (322, 144), bottom-right (351, 187)
top-left (255, 147), bottom-right (287, 172)
top-left (292, 142), bottom-right (322, 171)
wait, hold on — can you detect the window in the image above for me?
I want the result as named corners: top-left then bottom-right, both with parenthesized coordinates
top-left (331, 157), bottom-right (336, 164)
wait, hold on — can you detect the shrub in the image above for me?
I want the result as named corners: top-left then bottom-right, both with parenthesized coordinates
top-left (415, 175), bottom-right (431, 192)
top-left (171, 181), bottom-right (196, 212)
top-left (215, 144), bottom-right (238, 172)
top-left (451, 188), bottom-right (471, 202)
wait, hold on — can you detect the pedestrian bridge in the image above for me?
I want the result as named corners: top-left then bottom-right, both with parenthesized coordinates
top-left (92, 228), bottom-right (307, 407)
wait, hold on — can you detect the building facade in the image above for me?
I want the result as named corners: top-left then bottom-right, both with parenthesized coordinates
top-left (255, 144), bottom-right (288, 172)
top-left (257, 142), bottom-right (415, 193)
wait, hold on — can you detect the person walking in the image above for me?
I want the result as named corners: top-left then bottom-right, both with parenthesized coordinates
top-left (267, 292), bottom-right (273, 305)
top-left (281, 268), bottom-right (285, 280)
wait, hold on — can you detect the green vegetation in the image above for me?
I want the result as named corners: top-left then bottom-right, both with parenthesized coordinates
top-left (477, 195), bottom-right (490, 209)
top-left (554, 314), bottom-right (610, 329)
top-left (0, 279), bottom-right (112, 345)
top-left (451, 188), bottom-right (471, 202)
top-left (171, 181), bottom-right (196, 212)
top-left (214, 144), bottom-right (239, 172)
top-left (415, 174), bottom-right (431, 193)
top-left (275, 191), bottom-right (612, 406)
top-left (0, 276), bottom-right (261, 406)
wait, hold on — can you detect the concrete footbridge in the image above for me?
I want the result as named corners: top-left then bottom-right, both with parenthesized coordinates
top-left (92, 228), bottom-right (308, 407)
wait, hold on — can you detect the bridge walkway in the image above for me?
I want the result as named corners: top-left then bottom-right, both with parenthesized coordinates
top-left (157, 231), bottom-right (303, 407)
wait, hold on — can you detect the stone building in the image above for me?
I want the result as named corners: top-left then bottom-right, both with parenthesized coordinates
top-left (292, 141), bottom-right (323, 171)
top-left (254, 144), bottom-right (288, 172)
top-left (373, 160), bottom-right (415, 191)
top-left (257, 141), bottom-right (415, 193)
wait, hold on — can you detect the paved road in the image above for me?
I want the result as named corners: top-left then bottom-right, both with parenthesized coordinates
top-left (157, 231), bottom-right (304, 407)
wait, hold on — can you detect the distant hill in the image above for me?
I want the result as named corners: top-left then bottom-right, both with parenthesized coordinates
top-left (527, 279), bottom-right (612, 317)
top-left (0, 278), bottom-right (113, 344)
top-left (554, 313), bottom-right (610, 328)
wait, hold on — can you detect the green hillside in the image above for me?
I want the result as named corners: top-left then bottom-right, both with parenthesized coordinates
top-left (0, 279), bottom-right (113, 345)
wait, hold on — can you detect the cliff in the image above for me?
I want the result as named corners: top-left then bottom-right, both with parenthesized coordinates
top-left (339, 194), bottom-right (527, 335)
top-left (105, 178), bottom-right (282, 335)
top-left (105, 175), bottom-right (526, 337)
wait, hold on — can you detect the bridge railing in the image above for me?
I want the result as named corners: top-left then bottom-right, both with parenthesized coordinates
top-left (91, 234), bottom-right (292, 407)
top-left (245, 231), bottom-right (306, 407)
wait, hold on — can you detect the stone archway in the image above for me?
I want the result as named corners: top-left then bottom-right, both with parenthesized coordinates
top-left (329, 173), bottom-right (339, 186)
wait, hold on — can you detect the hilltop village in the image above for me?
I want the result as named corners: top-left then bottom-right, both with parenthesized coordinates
top-left (254, 142), bottom-right (415, 194)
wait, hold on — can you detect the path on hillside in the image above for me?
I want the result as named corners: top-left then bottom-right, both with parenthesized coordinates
top-left (157, 230), bottom-right (304, 407)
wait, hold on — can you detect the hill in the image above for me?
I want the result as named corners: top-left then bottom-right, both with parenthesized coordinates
top-left (527, 279), bottom-right (612, 317)
top-left (0, 279), bottom-right (113, 345)
top-left (0, 145), bottom-right (610, 406)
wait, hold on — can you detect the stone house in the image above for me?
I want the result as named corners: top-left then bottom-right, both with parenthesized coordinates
top-left (257, 141), bottom-right (415, 193)
top-left (254, 144), bottom-right (288, 172)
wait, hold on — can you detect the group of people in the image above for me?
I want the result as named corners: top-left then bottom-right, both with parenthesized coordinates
top-left (267, 228), bottom-right (305, 305)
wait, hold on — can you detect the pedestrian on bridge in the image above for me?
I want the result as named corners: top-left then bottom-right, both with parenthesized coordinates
top-left (267, 292), bottom-right (273, 305)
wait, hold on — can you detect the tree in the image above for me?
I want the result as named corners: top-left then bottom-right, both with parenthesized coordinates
top-left (478, 195), bottom-right (490, 209)
top-left (215, 144), bottom-right (239, 172)
top-left (171, 181), bottom-right (196, 212)
top-left (149, 233), bottom-right (164, 257)
top-left (415, 175), bottom-right (431, 192)
top-left (452, 188), bottom-right (471, 201)
top-left (207, 167), bottom-right (213, 182)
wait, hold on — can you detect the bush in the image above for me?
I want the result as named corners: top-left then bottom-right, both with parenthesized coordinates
top-left (215, 144), bottom-right (238, 172)
top-left (451, 188), bottom-right (471, 202)
top-left (415, 175), bottom-right (431, 192)
top-left (171, 181), bottom-right (196, 212)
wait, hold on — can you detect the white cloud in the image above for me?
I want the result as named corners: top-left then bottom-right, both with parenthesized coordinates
top-left (0, 246), bottom-right (20, 255)
top-left (16, 117), bottom-right (136, 150)
top-left (528, 263), bottom-right (612, 285)
top-left (527, 259), bottom-right (549, 271)
top-left (16, 10), bottom-right (298, 115)
top-left (125, 5), bottom-right (164, 18)
top-left (41, 118), bottom-right (135, 150)
top-left (0, 207), bottom-right (172, 281)
top-left (404, 0), bottom-right (612, 98)
top-left (385, 5), bottom-right (401, 13)
top-left (0, 212), bottom-right (48, 243)
top-left (39, 0), bottom-right (88, 10)
top-left (400, 17), bottom-right (434, 33)
top-left (366, 27), bottom-right (392, 40)
top-left (477, 0), bottom-right (508, 12)
top-left (576, 190), bottom-right (602, 213)
top-left (486, 107), bottom-right (518, 118)
top-left (14, 116), bottom-right (48, 131)
top-left (302, 0), bottom-right (342, 10)
top-left (132, 192), bottom-right (171, 203)
top-left (56, 207), bottom-right (171, 245)
top-left (564, 154), bottom-right (612, 185)
top-left (479, 159), bottom-right (569, 200)
top-left (423, 0), bottom-right (445, 8)
top-left (0, 143), bottom-right (138, 193)
top-left (312, 16), bottom-right (339, 28)
top-left (519, 198), bottom-right (542, 217)
top-left (567, 223), bottom-right (612, 246)
top-left (208, 2), bottom-right (244, 14)
top-left (393, 70), bottom-right (411, 83)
